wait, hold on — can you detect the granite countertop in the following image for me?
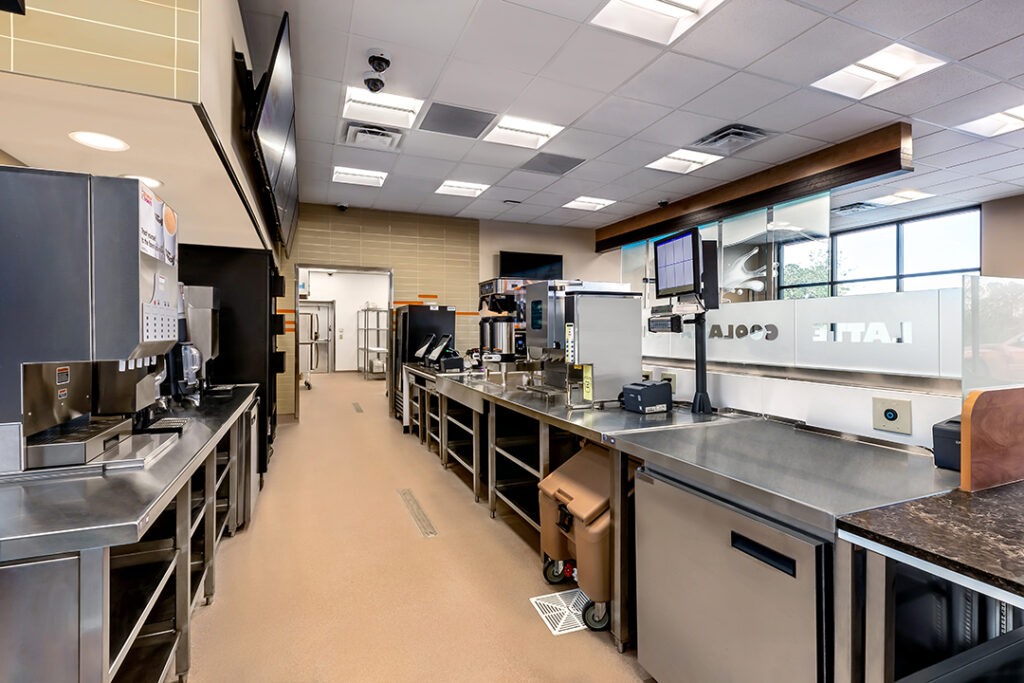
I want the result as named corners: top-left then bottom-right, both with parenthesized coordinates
top-left (838, 481), bottom-right (1024, 599)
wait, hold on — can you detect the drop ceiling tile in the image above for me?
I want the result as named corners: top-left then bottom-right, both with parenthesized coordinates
top-left (672, 0), bottom-right (826, 69)
top-left (790, 104), bottom-right (897, 141)
top-left (616, 53), bottom-right (733, 109)
top-left (681, 72), bottom-right (797, 120)
top-left (566, 160), bottom-right (633, 183)
top-left (455, 2), bottom-right (577, 75)
top-left (390, 154), bottom-right (457, 180)
top-left (689, 157), bottom-right (770, 181)
top-left (948, 148), bottom-right (1024, 176)
top-left (525, 191), bottom-right (576, 208)
top-left (544, 128), bottom-right (626, 158)
top-left (575, 97), bottom-right (673, 137)
top-left (734, 134), bottom-right (828, 163)
top-left (497, 170), bottom-right (558, 191)
top-left (657, 175), bottom-right (721, 195)
top-left (907, 0), bottom-right (1024, 61)
top-left (299, 180), bottom-right (330, 205)
top-left (500, 202), bottom-right (553, 220)
top-left (432, 59), bottom-right (532, 112)
top-left (342, 35), bottom-right (446, 100)
top-left (743, 89), bottom-right (850, 132)
top-left (398, 130), bottom-right (475, 161)
top-left (983, 164), bottom-right (1024, 182)
top-left (290, 20), bottom-right (350, 82)
top-left (949, 182), bottom-right (1021, 201)
top-left (615, 168), bottom-right (678, 193)
top-left (599, 200), bottom-right (649, 217)
top-left (505, 0), bottom-right (605, 22)
top-left (923, 176), bottom-right (1000, 196)
top-left (917, 140), bottom-right (1016, 168)
top-left (746, 18), bottom-right (891, 87)
top-left (418, 195), bottom-right (475, 215)
top-left (544, 176), bottom-right (605, 197)
top-left (899, 169), bottom-right (970, 190)
top-left (628, 188), bottom-right (680, 206)
top-left (535, 208), bottom-right (583, 224)
top-left (991, 128), bottom-right (1024, 149)
top-left (296, 112), bottom-right (339, 145)
top-left (566, 214), bottom-right (611, 228)
top-left (635, 110), bottom-right (731, 147)
top-left (593, 182), bottom-right (651, 201)
top-left (799, 0), bottom-right (855, 10)
top-left (539, 26), bottom-right (662, 93)
top-left (458, 199), bottom-right (511, 219)
top-left (297, 139), bottom-right (333, 167)
top-left (449, 162), bottom-right (511, 185)
top-left (375, 175), bottom-right (438, 195)
top-left (461, 142), bottom-right (537, 168)
top-left (964, 36), bottom-right (1024, 80)
top-left (597, 139), bottom-right (677, 166)
top-left (915, 83), bottom-right (1024, 128)
top-left (327, 184), bottom-right (381, 206)
top-left (505, 81), bottom-right (602, 128)
top-left (331, 145), bottom-right (399, 171)
top-left (298, 162), bottom-right (331, 186)
top-left (350, 0), bottom-right (475, 54)
top-left (838, 0), bottom-right (970, 38)
top-left (913, 130), bottom-right (983, 158)
top-left (486, 188), bottom-right (537, 204)
top-left (907, 121), bottom-right (944, 138)
top-left (862, 65), bottom-right (996, 117)
top-left (294, 74), bottom-right (343, 120)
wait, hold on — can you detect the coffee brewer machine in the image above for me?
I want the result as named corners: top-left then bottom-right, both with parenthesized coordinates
top-left (0, 168), bottom-right (180, 474)
top-left (165, 285), bottom-right (220, 406)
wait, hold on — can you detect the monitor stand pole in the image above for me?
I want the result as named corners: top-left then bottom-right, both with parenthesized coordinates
top-left (691, 312), bottom-right (713, 415)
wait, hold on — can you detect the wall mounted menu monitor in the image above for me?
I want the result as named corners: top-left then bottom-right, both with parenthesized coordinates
top-left (251, 12), bottom-right (299, 256)
top-left (654, 228), bottom-right (701, 298)
top-left (499, 251), bottom-right (563, 280)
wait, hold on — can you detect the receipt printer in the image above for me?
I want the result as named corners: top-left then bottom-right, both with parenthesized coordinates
top-left (932, 416), bottom-right (962, 471)
top-left (622, 380), bottom-right (673, 414)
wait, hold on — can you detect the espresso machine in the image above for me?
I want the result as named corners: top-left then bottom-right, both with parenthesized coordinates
top-left (0, 168), bottom-right (180, 474)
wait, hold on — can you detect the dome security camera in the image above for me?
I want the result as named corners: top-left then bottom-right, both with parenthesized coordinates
top-left (367, 49), bottom-right (391, 73)
top-left (363, 70), bottom-right (385, 93)
top-left (336, 203), bottom-right (348, 212)
top-left (657, 200), bottom-right (669, 208)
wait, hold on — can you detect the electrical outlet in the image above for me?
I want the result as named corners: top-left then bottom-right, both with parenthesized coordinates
top-left (661, 372), bottom-right (676, 394)
top-left (872, 397), bottom-right (912, 435)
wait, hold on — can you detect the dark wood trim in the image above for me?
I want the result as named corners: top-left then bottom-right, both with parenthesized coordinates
top-left (595, 123), bottom-right (912, 252)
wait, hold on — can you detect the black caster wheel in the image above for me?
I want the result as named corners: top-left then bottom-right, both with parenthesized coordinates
top-left (543, 559), bottom-right (569, 584)
top-left (582, 600), bottom-right (609, 631)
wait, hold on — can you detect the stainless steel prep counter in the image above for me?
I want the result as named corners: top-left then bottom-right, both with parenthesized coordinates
top-left (0, 384), bottom-right (258, 683)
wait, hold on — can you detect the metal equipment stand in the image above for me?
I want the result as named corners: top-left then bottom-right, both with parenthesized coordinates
top-left (358, 308), bottom-right (389, 380)
top-left (690, 312), bottom-right (713, 414)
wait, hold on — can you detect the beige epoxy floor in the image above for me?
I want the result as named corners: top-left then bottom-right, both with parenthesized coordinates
top-left (190, 372), bottom-right (647, 682)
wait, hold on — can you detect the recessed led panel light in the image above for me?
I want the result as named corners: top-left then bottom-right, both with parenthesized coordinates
top-left (436, 180), bottom-right (490, 198)
top-left (482, 116), bottom-right (564, 149)
top-left (956, 105), bottom-right (1024, 137)
top-left (122, 174), bottom-right (162, 188)
top-left (646, 148), bottom-right (722, 174)
top-left (591, 0), bottom-right (725, 45)
top-left (342, 87), bottom-right (424, 129)
top-left (563, 196), bottom-right (615, 211)
top-left (869, 190), bottom-right (934, 206)
top-left (69, 131), bottom-right (129, 151)
top-left (811, 44), bottom-right (944, 100)
top-left (332, 166), bottom-right (388, 187)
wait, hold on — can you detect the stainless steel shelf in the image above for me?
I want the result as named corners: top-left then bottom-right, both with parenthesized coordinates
top-left (494, 481), bottom-right (541, 532)
top-left (110, 631), bottom-right (178, 683)
top-left (108, 559), bottom-right (176, 680)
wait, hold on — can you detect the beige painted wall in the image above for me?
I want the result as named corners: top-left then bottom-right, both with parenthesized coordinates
top-left (982, 194), bottom-right (1024, 278)
top-left (276, 205), bottom-right (480, 415)
top-left (479, 220), bottom-right (622, 283)
top-left (2, 0), bottom-right (200, 100)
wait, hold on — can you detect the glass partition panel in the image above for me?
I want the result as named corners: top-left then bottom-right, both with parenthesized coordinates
top-left (771, 192), bottom-right (830, 240)
top-left (721, 208), bottom-right (770, 303)
top-left (962, 275), bottom-right (1024, 401)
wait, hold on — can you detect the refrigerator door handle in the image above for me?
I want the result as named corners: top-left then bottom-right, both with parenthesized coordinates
top-left (314, 342), bottom-right (319, 370)
top-left (730, 531), bottom-right (797, 577)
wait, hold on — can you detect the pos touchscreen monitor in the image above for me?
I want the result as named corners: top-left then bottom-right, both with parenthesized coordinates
top-left (653, 227), bottom-right (701, 299)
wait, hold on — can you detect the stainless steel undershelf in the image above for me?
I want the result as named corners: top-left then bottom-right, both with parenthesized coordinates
top-left (0, 385), bottom-right (258, 562)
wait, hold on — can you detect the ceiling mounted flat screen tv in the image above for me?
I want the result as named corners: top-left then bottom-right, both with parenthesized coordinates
top-left (251, 12), bottom-right (299, 256)
top-left (499, 251), bottom-right (563, 280)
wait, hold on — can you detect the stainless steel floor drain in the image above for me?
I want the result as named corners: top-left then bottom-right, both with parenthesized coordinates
top-left (353, 402), bottom-right (363, 413)
top-left (529, 589), bottom-right (589, 635)
top-left (397, 489), bottom-right (437, 538)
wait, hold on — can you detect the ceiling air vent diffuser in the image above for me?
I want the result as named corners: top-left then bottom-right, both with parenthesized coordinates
top-left (831, 202), bottom-right (882, 216)
top-left (691, 124), bottom-right (769, 156)
top-left (345, 123), bottom-right (403, 150)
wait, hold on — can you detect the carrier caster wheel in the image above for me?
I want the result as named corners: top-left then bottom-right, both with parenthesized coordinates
top-left (582, 600), bottom-right (609, 631)
top-left (543, 559), bottom-right (569, 584)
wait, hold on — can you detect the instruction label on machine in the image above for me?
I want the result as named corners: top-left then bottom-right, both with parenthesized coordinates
top-left (565, 323), bottom-right (576, 364)
top-left (581, 365), bottom-right (592, 401)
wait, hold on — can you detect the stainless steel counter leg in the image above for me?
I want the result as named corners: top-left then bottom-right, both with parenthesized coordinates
top-left (203, 451), bottom-right (216, 605)
top-left (227, 420), bottom-right (240, 535)
top-left (865, 549), bottom-right (895, 683)
top-left (609, 448), bottom-right (630, 652)
top-left (79, 547), bottom-right (109, 683)
top-left (419, 387), bottom-right (427, 444)
top-left (538, 421), bottom-right (550, 478)
top-left (835, 539), bottom-right (862, 683)
top-left (175, 480), bottom-right (191, 681)
top-left (472, 410), bottom-right (481, 503)
top-left (440, 395), bottom-right (449, 468)
top-left (488, 402), bottom-right (497, 518)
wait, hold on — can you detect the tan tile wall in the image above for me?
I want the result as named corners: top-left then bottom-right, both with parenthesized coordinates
top-left (2, 0), bottom-right (200, 101)
top-left (275, 204), bottom-right (481, 415)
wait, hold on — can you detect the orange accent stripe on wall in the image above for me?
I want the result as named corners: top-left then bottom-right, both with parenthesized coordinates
top-left (277, 308), bottom-right (295, 314)
top-left (394, 301), bottom-right (424, 305)
top-left (418, 294), bottom-right (438, 299)
top-left (455, 312), bottom-right (480, 316)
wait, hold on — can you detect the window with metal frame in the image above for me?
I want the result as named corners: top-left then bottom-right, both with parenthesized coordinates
top-left (777, 208), bottom-right (980, 299)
